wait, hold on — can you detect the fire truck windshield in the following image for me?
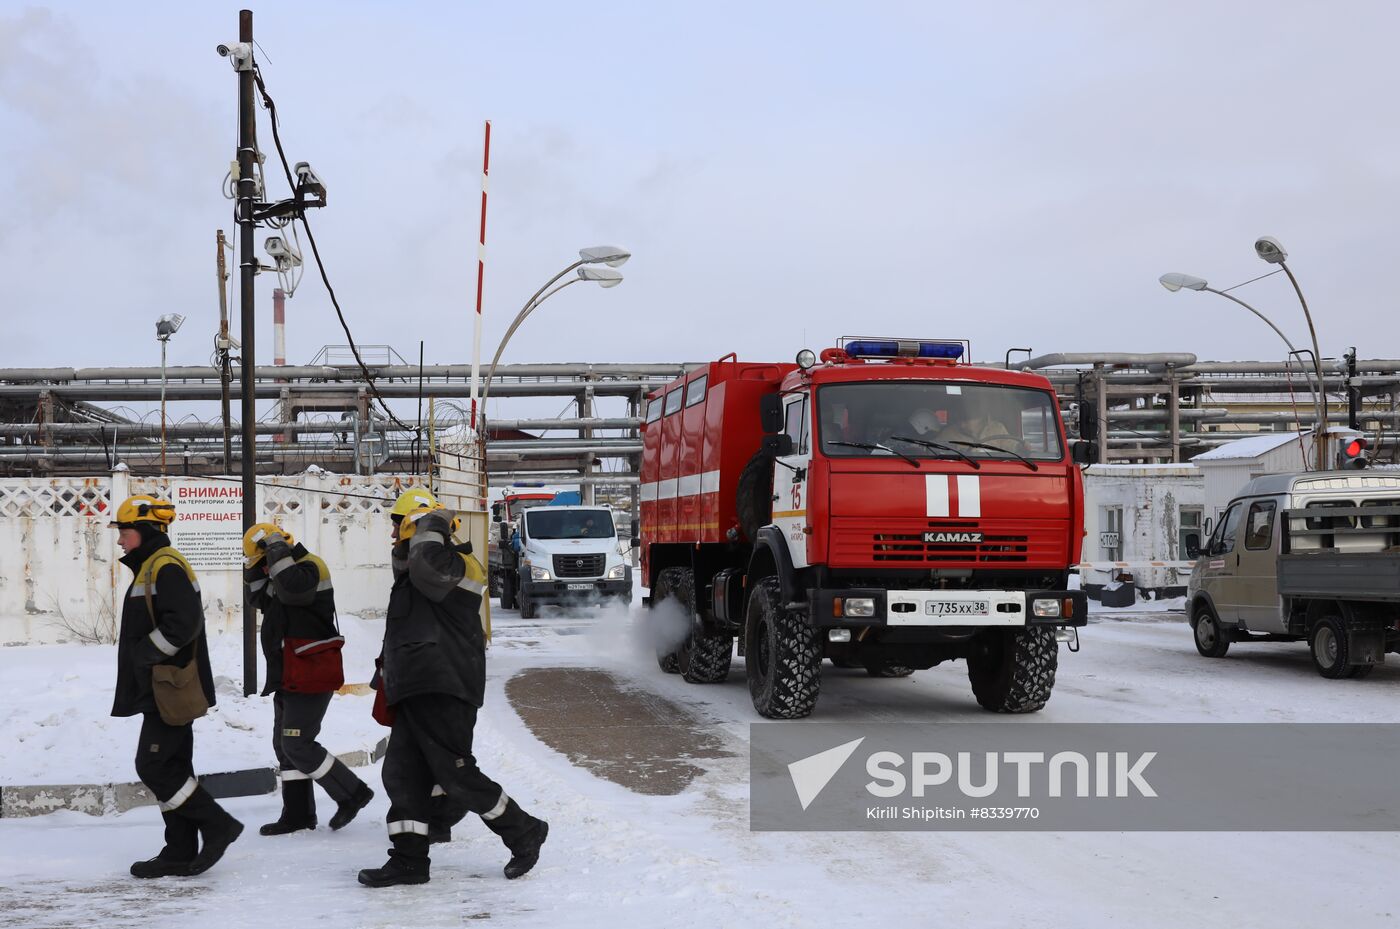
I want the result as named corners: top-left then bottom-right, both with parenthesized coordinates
top-left (818, 382), bottom-right (1064, 461)
top-left (525, 508), bottom-right (616, 539)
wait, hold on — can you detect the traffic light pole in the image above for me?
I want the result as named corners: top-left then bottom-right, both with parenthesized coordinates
top-left (236, 8), bottom-right (259, 697)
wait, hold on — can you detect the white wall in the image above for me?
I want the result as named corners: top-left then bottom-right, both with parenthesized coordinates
top-left (0, 470), bottom-right (466, 646)
top-left (1081, 465), bottom-right (1203, 591)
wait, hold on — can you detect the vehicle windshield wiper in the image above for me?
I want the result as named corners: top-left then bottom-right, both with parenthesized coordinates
top-left (890, 435), bottom-right (981, 470)
top-left (947, 440), bottom-right (1039, 471)
top-left (828, 440), bottom-right (920, 468)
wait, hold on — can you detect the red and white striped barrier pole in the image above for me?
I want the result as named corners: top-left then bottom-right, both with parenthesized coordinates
top-left (469, 120), bottom-right (491, 434)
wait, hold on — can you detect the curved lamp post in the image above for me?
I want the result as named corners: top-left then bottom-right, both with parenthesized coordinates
top-left (1254, 236), bottom-right (1329, 470)
top-left (1159, 270), bottom-right (1327, 468)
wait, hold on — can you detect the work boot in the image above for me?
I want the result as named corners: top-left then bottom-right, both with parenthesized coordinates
top-left (329, 782), bottom-right (375, 831)
top-left (503, 820), bottom-right (548, 880)
top-left (482, 797), bottom-right (549, 880)
top-left (182, 788), bottom-right (245, 875)
top-left (358, 835), bottom-right (430, 887)
top-left (261, 777), bottom-right (317, 836)
top-left (131, 808), bottom-right (199, 877)
top-left (130, 855), bottom-right (193, 879)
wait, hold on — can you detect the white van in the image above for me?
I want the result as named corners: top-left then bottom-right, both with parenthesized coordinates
top-left (511, 505), bottom-right (632, 618)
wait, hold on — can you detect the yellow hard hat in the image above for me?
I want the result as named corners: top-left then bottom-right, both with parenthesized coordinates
top-left (390, 489), bottom-right (458, 542)
top-left (242, 522), bottom-right (295, 568)
top-left (109, 495), bottom-right (176, 530)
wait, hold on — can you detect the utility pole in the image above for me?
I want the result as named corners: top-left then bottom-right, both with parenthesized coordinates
top-left (1346, 346), bottom-right (1360, 431)
top-left (235, 8), bottom-right (259, 697)
top-left (216, 230), bottom-right (233, 473)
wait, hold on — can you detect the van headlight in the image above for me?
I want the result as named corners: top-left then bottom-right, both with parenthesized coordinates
top-left (530, 565), bottom-right (552, 581)
top-left (607, 563), bottom-right (628, 580)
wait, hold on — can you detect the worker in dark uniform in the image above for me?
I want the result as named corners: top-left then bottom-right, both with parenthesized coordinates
top-left (110, 494), bottom-right (243, 878)
top-left (358, 489), bottom-right (549, 887)
top-left (242, 523), bottom-right (374, 836)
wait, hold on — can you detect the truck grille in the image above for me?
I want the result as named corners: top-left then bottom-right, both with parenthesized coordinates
top-left (830, 519), bottom-right (1066, 567)
top-left (553, 553), bottom-right (607, 578)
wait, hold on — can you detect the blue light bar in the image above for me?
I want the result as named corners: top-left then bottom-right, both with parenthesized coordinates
top-left (844, 339), bottom-right (964, 360)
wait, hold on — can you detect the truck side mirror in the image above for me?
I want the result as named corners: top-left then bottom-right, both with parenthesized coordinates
top-left (759, 394), bottom-right (784, 434)
top-left (762, 433), bottom-right (794, 457)
top-left (1070, 440), bottom-right (1094, 465)
top-left (1185, 538), bottom-right (1201, 559)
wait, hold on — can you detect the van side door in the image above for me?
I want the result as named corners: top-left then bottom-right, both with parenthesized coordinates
top-left (1235, 497), bottom-right (1284, 632)
top-left (1203, 501), bottom-right (1245, 625)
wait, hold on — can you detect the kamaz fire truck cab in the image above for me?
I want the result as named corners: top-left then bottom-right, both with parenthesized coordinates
top-left (640, 338), bottom-right (1089, 719)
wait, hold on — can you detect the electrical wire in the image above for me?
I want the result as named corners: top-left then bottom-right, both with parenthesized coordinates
top-left (249, 66), bottom-right (413, 434)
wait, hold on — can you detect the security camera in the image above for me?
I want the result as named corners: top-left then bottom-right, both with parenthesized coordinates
top-left (217, 42), bottom-right (253, 71)
top-left (264, 235), bottom-right (302, 271)
top-left (294, 162), bottom-right (326, 199)
top-left (1254, 235), bottom-right (1288, 265)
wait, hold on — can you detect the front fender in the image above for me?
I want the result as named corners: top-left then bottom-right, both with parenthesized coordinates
top-left (749, 526), bottom-right (800, 605)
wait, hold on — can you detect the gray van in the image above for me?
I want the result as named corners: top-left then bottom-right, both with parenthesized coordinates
top-left (1187, 472), bottom-right (1400, 678)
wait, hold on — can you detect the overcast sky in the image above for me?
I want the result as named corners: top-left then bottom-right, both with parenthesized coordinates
top-left (3, 1), bottom-right (1399, 417)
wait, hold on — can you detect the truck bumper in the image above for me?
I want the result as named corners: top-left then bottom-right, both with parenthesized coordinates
top-left (809, 588), bottom-right (1088, 633)
top-left (520, 578), bottom-right (633, 604)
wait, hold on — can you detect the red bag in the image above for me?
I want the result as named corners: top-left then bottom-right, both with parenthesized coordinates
top-left (282, 635), bottom-right (346, 693)
top-left (371, 657), bottom-right (396, 727)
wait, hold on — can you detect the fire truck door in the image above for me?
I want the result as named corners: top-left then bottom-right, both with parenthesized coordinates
top-left (772, 393), bottom-right (812, 568)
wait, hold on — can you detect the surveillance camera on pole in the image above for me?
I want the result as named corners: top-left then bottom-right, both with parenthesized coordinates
top-left (265, 235), bottom-right (303, 273)
top-left (216, 42), bottom-right (253, 71)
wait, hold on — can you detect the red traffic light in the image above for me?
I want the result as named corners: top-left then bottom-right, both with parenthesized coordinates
top-left (1339, 436), bottom-right (1369, 470)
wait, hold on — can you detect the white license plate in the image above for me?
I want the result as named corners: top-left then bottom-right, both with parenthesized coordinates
top-left (566, 583), bottom-right (593, 591)
top-left (926, 600), bottom-right (989, 616)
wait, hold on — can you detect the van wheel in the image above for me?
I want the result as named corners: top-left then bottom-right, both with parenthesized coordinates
top-left (1310, 615), bottom-right (1354, 679)
top-left (1192, 604), bottom-right (1230, 658)
top-left (518, 590), bottom-right (538, 620)
top-left (745, 577), bottom-right (821, 718)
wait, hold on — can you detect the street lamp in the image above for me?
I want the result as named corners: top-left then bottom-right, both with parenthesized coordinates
top-left (479, 248), bottom-right (629, 410)
top-left (1158, 271), bottom-right (1327, 467)
top-left (1254, 236), bottom-right (1329, 471)
top-left (155, 313), bottom-right (185, 474)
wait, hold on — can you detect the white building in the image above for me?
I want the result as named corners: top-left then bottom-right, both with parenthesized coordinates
top-left (1191, 429), bottom-right (1359, 522)
top-left (1081, 463), bottom-right (1204, 598)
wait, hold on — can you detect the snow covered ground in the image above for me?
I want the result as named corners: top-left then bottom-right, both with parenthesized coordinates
top-left (2, 602), bottom-right (1398, 928)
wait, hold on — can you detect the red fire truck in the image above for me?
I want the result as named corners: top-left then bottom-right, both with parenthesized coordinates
top-left (639, 337), bottom-right (1089, 718)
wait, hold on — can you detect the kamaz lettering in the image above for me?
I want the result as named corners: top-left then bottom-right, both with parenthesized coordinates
top-left (924, 531), bottom-right (983, 544)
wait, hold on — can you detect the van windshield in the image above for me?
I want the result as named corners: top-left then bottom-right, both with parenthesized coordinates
top-left (818, 382), bottom-right (1064, 460)
top-left (526, 509), bottom-right (615, 539)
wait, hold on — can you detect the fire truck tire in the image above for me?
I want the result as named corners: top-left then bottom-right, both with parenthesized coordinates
top-left (745, 577), bottom-right (821, 718)
top-left (736, 452), bottom-right (774, 543)
top-left (967, 626), bottom-right (1057, 714)
top-left (651, 568), bottom-right (685, 674)
top-left (866, 663), bottom-right (915, 678)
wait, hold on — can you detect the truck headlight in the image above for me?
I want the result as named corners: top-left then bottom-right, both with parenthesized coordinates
top-left (1032, 598), bottom-right (1062, 618)
top-left (530, 565), bottom-right (552, 581)
top-left (842, 597), bottom-right (876, 618)
top-left (606, 564), bottom-right (628, 580)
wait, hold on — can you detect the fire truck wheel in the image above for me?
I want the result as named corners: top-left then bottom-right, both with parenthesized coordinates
top-left (1191, 603), bottom-right (1230, 658)
top-left (866, 663), bottom-right (915, 678)
top-left (651, 568), bottom-right (685, 674)
top-left (744, 577), bottom-right (822, 718)
top-left (967, 626), bottom-right (1057, 713)
top-left (736, 452), bottom-right (774, 543)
